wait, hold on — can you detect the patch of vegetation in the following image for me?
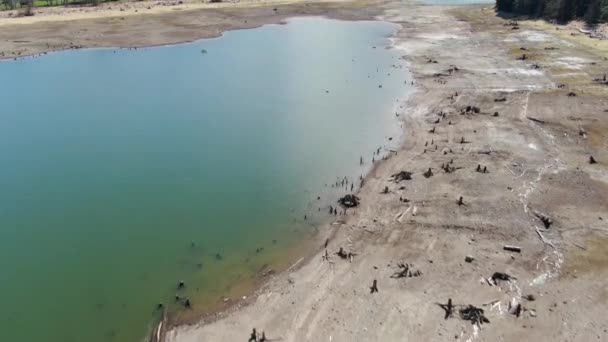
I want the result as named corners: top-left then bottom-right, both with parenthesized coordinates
top-left (2, 0), bottom-right (116, 10)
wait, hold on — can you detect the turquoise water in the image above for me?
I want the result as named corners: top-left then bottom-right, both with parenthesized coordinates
top-left (0, 18), bottom-right (410, 342)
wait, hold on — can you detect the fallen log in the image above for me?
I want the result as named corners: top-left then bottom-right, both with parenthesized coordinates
top-left (527, 116), bottom-right (546, 124)
top-left (503, 245), bottom-right (521, 253)
top-left (459, 305), bottom-right (490, 325)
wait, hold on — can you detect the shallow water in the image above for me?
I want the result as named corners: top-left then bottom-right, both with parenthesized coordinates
top-left (0, 17), bottom-right (410, 342)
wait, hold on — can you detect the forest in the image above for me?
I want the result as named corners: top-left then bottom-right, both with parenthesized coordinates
top-left (496, 0), bottom-right (608, 23)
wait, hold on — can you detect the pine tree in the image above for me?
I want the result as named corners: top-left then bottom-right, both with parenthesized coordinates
top-left (577, 0), bottom-right (592, 18)
top-left (535, 0), bottom-right (546, 16)
top-left (496, 0), bottom-right (515, 12)
top-left (558, 0), bottom-right (576, 22)
top-left (585, 0), bottom-right (602, 23)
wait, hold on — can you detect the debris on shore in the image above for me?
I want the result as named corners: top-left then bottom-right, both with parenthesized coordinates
top-left (338, 194), bottom-right (360, 208)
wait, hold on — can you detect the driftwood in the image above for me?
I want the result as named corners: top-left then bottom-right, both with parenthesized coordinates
top-left (491, 272), bottom-right (512, 283)
top-left (249, 328), bottom-right (258, 342)
top-left (459, 305), bottom-right (490, 325)
top-left (446, 65), bottom-right (460, 74)
top-left (442, 164), bottom-right (461, 173)
top-left (391, 263), bottom-right (422, 278)
top-left (336, 247), bottom-right (356, 261)
top-left (534, 211), bottom-right (553, 229)
top-left (423, 168), bottom-right (434, 178)
top-left (535, 226), bottom-right (556, 249)
top-left (370, 279), bottom-right (378, 293)
top-left (149, 308), bottom-right (168, 342)
top-left (439, 298), bottom-right (454, 319)
top-left (572, 242), bottom-right (587, 250)
top-left (503, 245), bottom-right (521, 253)
top-left (509, 302), bottom-right (523, 318)
top-left (462, 105), bottom-right (480, 114)
top-left (527, 116), bottom-right (546, 124)
top-left (338, 194), bottom-right (360, 208)
top-left (391, 171), bottom-right (413, 182)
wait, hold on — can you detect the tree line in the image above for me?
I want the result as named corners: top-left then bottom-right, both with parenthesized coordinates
top-left (496, 0), bottom-right (608, 24)
top-left (2, 0), bottom-right (109, 10)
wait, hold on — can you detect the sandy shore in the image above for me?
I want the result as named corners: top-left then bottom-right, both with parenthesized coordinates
top-left (2, 1), bottom-right (607, 341)
top-left (0, 0), bottom-right (384, 60)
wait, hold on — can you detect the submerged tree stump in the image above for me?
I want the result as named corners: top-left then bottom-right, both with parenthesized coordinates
top-left (338, 194), bottom-right (360, 208)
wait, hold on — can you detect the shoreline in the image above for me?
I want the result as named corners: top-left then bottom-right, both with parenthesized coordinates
top-left (0, 0), bottom-right (390, 61)
top-left (159, 6), bottom-right (419, 339)
top-left (164, 1), bottom-right (608, 341)
top-left (156, 16), bottom-right (413, 335)
top-left (2, 0), bottom-right (607, 341)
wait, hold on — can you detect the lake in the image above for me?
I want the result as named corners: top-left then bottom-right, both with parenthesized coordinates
top-left (0, 17), bottom-right (410, 342)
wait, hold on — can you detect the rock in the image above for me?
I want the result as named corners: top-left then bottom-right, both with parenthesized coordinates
top-left (465, 255), bottom-right (474, 263)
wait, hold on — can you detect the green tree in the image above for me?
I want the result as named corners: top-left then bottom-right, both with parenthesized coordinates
top-left (558, 0), bottom-right (576, 22)
top-left (534, 0), bottom-right (547, 16)
top-left (497, 0), bottom-right (515, 12)
top-left (516, 0), bottom-right (540, 15)
top-left (585, 0), bottom-right (602, 23)
top-left (576, 0), bottom-right (592, 17)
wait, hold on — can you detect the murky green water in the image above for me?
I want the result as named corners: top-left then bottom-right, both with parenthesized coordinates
top-left (0, 17), bottom-right (410, 342)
